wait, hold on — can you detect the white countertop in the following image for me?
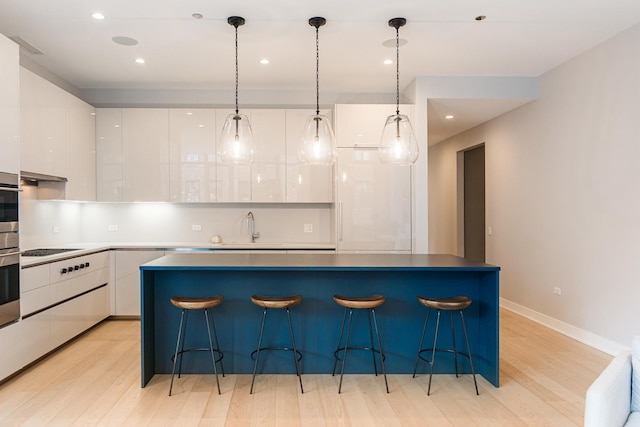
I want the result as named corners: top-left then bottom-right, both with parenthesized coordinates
top-left (20, 241), bottom-right (337, 267)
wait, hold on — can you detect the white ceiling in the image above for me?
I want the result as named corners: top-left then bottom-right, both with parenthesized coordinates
top-left (2, 0), bottom-right (640, 143)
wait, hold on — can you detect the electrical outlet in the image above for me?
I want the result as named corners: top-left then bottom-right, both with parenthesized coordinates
top-left (107, 224), bottom-right (119, 232)
top-left (192, 224), bottom-right (202, 231)
top-left (553, 287), bottom-right (562, 295)
top-left (304, 224), bottom-right (313, 233)
top-left (52, 226), bottom-right (60, 234)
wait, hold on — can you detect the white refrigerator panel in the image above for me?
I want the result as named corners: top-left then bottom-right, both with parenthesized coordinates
top-left (337, 147), bottom-right (411, 252)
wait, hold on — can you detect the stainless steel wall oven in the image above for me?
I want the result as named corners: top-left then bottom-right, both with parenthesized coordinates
top-left (0, 172), bottom-right (20, 328)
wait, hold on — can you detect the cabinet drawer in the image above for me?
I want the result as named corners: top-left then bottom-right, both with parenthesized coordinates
top-left (21, 264), bottom-right (50, 292)
top-left (50, 251), bottom-right (109, 284)
top-left (21, 286), bottom-right (52, 316)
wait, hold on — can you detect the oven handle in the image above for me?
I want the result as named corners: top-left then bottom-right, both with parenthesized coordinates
top-left (0, 252), bottom-right (20, 266)
top-left (0, 187), bottom-right (22, 192)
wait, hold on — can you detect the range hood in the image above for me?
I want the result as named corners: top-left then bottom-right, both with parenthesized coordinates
top-left (20, 171), bottom-right (68, 184)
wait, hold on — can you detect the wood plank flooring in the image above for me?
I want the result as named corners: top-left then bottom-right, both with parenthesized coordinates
top-left (0, 309), bottom-right (612, 426)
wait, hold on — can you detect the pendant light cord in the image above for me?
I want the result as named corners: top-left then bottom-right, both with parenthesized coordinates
top-left (235, 23), bottom-right (239, 115)
top-left (315, 24), bottom-right (320, 116)
top-left (395, 25), bottom-right (400, 116)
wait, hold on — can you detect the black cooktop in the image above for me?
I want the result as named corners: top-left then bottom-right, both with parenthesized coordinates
top-left (22, 248), bottom-right (82, 257)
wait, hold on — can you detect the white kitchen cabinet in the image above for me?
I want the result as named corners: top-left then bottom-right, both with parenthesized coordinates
top-left (0, 35), bottom-right (19, 174)
top-left (20, 68), bottom-right (67, 177)
top-left (65, 94), bottom-right (96, 201)
top-left (96, 108), bottom-right (123, 201)
top-left (114, 250), bottom-right (165, 316)
top-left (0, 321), bottom-right (21, 381)
top-left (336, 147), bottom-right (412, 252)
top-left (21, 312), bottom-right (50, 364)
top-left (251, 109), bottom-right (286, 202)
top-left (285, 109), bottom-right (333, 203)
top-left (51, 286), bottom-right (109, 348)
top-left (334, 104), bottom-right (415, 148)
top-left (122, 109), bottom-right (170, 201)
top-left (215, 109), bottom-right (251, 202)
top-left (169, 109), bottom-right (217, 202)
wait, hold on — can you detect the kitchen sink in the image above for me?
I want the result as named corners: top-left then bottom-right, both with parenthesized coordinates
top-left (22, 248), bottom-right (82, 257)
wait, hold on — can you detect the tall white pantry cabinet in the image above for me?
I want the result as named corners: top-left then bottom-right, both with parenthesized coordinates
top-left (0, 35), bottom-right (21, 381)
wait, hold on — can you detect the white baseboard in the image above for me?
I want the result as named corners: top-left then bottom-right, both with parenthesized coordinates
top-left (499, 298), bottom-right (628, 356)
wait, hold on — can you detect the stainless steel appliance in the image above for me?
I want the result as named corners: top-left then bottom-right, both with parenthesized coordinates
top-left (0, 172), bottom-right (20, 328)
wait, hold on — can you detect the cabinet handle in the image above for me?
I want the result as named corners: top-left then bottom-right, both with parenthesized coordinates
top-left (338, 201), bottom-right (343, 241)
top-left (60, 268), bottom-right (67, 274)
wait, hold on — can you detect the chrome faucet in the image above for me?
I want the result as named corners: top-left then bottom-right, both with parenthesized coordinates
top-left (247, 211), bottom-right (260, 242)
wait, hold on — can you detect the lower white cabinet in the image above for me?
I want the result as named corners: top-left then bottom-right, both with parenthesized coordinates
top-left (114, 250), bottom-right (165, 316)
top-left (15, 251), bottom-right (110, 378)
top-left (0, 321), bottom-right (22, 380)
top-left (21, 311), bottom-right (50, 364)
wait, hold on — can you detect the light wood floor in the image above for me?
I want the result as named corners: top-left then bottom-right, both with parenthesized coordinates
top-left (0, 309), bottom-right (611, 426)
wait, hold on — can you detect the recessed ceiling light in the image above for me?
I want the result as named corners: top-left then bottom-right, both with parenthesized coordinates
top-left (192, 13), bottom-right (203, 19)
top-left (112, 36), bottom-right (139, 46)
top-left (475, 15), bottom-right (486, 21)
top-left (198, 124), bottom-right (205, 128)
top-left (186, 112), bottom-right (193, 115)
top-left (260, 58), bottom-right (269, 64)
top-left (384, 59), bottom-right (393, 65)
top-left (135, 57), bottom-right (146, 64)
top-left (91, 12), bottom-right (105, 20)
top-left (445, 115), bottom-right (454, 120)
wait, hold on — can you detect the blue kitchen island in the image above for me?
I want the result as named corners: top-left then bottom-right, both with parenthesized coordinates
top-left (140, 253), bottom-right (500, 387)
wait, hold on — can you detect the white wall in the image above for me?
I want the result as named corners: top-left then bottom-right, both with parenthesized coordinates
top-left (429, 23), bottom-right (640, 350)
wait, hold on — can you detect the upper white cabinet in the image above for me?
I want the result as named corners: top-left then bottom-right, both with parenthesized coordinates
top-left (334, 104), bottom-right (415, 148)
top-left (215, 109), bottom-right (251, 202)
top-left (251, 109), bottom-right (286, 202)
top-left (20, 68), bottom-right (67, 177)
top-left (96, 108), bottom-right (123, 201)
top-left (169, 109), bottom-right (217, 202)
top-left (65, 94), bottom-right (96, 201)
top-left (336, 147), bottom-right (412, 253)
top-left (122, 109), bottom-right (170, 201)
top-left (285, 109), bottom-right (333, 203)
top-left (0, 35), bottom-right (19, 174)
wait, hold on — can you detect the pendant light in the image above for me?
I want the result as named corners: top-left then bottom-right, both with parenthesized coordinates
top-left (218, 16), bottom-right (254, 164)
top-left (379, 18), bottom-right (419, 165)
top-left (298, 17), bottom-right (336, 165)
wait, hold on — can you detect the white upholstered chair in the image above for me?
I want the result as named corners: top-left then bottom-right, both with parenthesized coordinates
top-left (584, 337), bottom-right (640, 427)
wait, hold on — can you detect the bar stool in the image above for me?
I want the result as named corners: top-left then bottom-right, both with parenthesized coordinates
top-left (413, 295), bottom-right (479, 395)
top-left (250, 294), bottom-right (304, 394)
top-left (332, 294), bottom-right (389, 394)
top-left (169, 295), bottom-right (225, 396)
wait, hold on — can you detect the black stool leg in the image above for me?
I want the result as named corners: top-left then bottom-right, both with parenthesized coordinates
top-left (177, 309), bottom-right (189, 378)
top-left (169, 308), bottom-right (186, 396)
top-left (371, 308), bottom-right (389, 393)
top-left (338, 308), bottom-right (354, 394)
top-left (367, 308), bottom-right (379, 376)
top-left (459, 310), bottom-right (479, 395)
top-left (332, 307), bottom-right (348, 376)
top-left (286, 307), bottom-right (304, 393)
top-left (250, 308), bottom-right (268, 394)
top-left (427, 309), bottom-right (442, 396)
top-left (413, 307), bottom-right (431, 377)
top-left (204, 309), bottom-right (221, 395)
top-left (450, 311), bottom-right (459, 378)
top-left (208, 308), bottom-right (225, 377)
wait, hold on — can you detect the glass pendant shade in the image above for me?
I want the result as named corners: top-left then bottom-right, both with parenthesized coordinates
top-left (218, 113), bottom-right (254, 164)
top-left (299, 114), bottom-right (336, 165)
top-left (379, 113), bottom-right (419, 165)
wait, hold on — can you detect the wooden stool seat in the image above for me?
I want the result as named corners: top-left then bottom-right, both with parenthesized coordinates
top-left (251, 294), bottom-right (302, 309)
top-left (417, 295), bottom-right (471, 311)
top-left (333, 294), bottom-right (385, 309)
top-left (171, 295), bottom-right (224, 310)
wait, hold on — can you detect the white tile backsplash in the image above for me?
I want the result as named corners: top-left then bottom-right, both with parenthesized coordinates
top-left (20, 198), bottom-right (334, 248)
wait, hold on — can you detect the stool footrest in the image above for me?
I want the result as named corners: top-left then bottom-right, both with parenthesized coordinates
top-left (251, 347), bottom-right (303, 363)
top-left (416, 348), bottom-right (472, 369)
top-left (333, 346), bottom-right (386, 363)
top-left (172, 347), bottom-right (224, 366)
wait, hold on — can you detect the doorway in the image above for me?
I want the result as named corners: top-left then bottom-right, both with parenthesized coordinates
top-left (461, 145), bottom-right (485, 262)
